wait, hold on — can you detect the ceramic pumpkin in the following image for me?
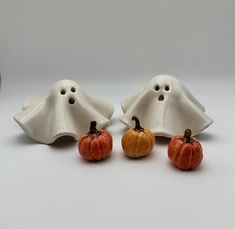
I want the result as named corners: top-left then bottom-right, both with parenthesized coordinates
top-left (78, 121), bottom-right (112, 161)
top-left (121, 116), bottom-right (155, 158)
top-left (168, 129), bottom-right (203, 170)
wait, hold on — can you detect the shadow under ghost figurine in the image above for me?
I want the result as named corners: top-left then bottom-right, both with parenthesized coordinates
top-left (14, 79), bottom-right (114, 144)
top-left (121, 75), bottom-right (213, 137)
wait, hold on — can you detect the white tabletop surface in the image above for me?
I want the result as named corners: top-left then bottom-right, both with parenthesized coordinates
top-left (0, 75), bottom-right (234, 229)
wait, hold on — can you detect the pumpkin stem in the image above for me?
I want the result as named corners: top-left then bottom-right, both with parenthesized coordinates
top-left (183, 129), bottom-right (193, 143)
top-left (88, 121), bottom-right (100, 135)
top-left (132, 116), bottom-right (144, 131)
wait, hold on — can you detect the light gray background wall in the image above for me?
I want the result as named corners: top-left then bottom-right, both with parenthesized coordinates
top-left (1, 0), bottom-right (235, 82)
top-left (0, 1), bottom-right (235, 229)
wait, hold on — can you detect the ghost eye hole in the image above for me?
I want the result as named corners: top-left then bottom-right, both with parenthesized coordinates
top-left (165, 85), bottom-right (170, 91)
top-left (60, 89), bottom-right (66, 95)
top-left (155, 85), bottom-right (160, 91)
top-left (71, 87), bottom-right (76, 92)
top-left (69, 97), bottom-right (75, 104)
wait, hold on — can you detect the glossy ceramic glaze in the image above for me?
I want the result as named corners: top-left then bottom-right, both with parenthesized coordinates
top-left (121, 116), bottom-right (155, 158)
top-left (121, 75), bottom-right (213, 137)
top-left (168, 129), bottom-right (203, 170)
top-left (78, 121), bottom-right (113, 161)
top-left (14, 79), bottom-right (114, 144)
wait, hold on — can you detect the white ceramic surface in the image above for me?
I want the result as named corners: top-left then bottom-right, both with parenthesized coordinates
top-left (121, 75), bottom-right (213, 137)
top-left (14, 79), bottom-right (114, 144)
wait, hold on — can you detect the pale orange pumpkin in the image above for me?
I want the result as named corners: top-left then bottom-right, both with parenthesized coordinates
top-left (121, 116), bottom-right (155, 158)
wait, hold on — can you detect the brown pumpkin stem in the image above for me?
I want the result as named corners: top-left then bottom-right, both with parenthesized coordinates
top-left (183, 129), bottom-right (193, 143)
top-left (132, 116), bottom-right (144, 131)
top-left (88, 121), bottom-right (101, 136)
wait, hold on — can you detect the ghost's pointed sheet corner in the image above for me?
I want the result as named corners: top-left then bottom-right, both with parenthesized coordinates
top-left (14, 79), bottom-right (114, 144)
top-left (121, 75), bottom-right (213, 137)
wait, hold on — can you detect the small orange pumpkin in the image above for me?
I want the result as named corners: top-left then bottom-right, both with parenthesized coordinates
top-left (168, 129), bottom-right (203, 170)
top-left (78, 121), bottom-right (112, 161)
top-left (121, 116), bottom-right (155, 158)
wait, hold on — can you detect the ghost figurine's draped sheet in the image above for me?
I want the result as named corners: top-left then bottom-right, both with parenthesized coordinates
top-left (14, 80), bottom-right (114, 144)
top-left (121, 75), bottom-right (213, 137)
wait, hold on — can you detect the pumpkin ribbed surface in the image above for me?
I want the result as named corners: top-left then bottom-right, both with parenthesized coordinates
top-left (78, 121), bottom-right (112, 161)
top-left (121, 116), bottom-right (155, 158)
top-left (168, 129), bottom-right (203, 170)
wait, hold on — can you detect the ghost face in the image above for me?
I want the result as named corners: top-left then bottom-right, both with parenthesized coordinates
top-left (150, 75), bottom-right (182, 103)
top-left (48, 80), bottom-right (80, 106)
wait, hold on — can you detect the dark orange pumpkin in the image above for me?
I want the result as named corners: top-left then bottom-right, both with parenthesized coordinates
top-left (168, 129), bottom-right (203, 170)
top-left (78, 121), bottom-right (112, 161)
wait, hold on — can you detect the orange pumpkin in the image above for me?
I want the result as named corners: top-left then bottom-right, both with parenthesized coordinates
top-left (78, 121), bottom-right (112, 161)
top-left (121, 116), bottom-right (155, 158)
top-left (168, 129), bottom-right (203, 170)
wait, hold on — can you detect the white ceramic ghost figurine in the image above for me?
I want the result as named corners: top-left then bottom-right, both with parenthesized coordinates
top-left (14, 79), bottom-right (114, 144)
top-left (121, 75), bottom-right (213, 137)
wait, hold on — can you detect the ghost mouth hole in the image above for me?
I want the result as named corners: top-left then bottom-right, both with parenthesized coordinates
top-left (60, 89), bottom-right (66, 95)
top-left (158, 95), bottom-right (164, 101)
top-left (69, 97), bottom-right (75, 104)
top-left (71, 87), bottom-right (76, 92)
